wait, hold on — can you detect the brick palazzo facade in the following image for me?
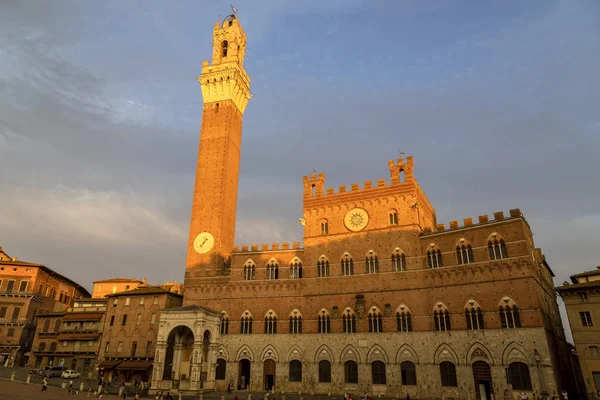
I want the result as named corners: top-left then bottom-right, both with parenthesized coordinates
top-left (0, 247), bottom-right (89, 367)
top-left (151, 12), bottom-right (578, 400)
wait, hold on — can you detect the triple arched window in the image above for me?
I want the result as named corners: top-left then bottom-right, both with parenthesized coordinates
top-left (266, 259), bottom-right (279, 280)
top-left (368, 307), bottom-right (383, 333)
top-left (341, 253), bottom-right (354, 276)
top-left (243, 260), bottom-right (256, 281)
top-left (427, 244), bottom-right (443, 268)
top-left (290, 258), bottom-right (303, 279)
top-left (392, 248), bottom-right (406, 272)
top-left (220, 313), bottom-right (229, 335)
top-left (317, 256), bottom-right (330, 277)
top-left (342, 308), bottom-right (357, 333)
top-left (396, 305), bottom-right (412, 332)
top-left (456, 239), bottom-right (474, 264)
top-left (264, 311), bottom-right (277, 334)
top-left (317, 309), bottom-right (331, 334)
top-left (433, 303), bottom-right (451, 331)
top-left (488, 233), bottom-right (508, 260)
top-left (240, 312), bottom-right (253, 334)
top-left (464, 300), bottom-right (484, 330)
top-left (366, 251), bottom-right (379, 274)
top-left (499, 297), bottom-right (521, 328)
top-left (289, 310), bottom-right (302, 334)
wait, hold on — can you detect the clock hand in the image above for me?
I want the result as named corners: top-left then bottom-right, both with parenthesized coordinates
top-left (199, 238), bottom-right (208, 248)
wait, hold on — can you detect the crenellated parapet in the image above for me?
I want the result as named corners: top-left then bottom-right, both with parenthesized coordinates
top-left (232, 242), bottom-right (303, 253)
top-left (422, 208), bottom-right (525, 235)
top-left (302, 157), bottom-right (419, 203)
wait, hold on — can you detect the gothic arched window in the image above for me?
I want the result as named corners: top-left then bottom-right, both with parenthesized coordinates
top-left (341, 253), bottom-right (354, 276)
top-left (240, 311), bottom-right (253, 334)
top-left (220, 313), bottom-right (229, 335)
top-left (243, 260), bottom-right (256, 281)
top-left (289, 310), bottom-right (302, 334)
top-left (320, 219), bottom-right (329, 235)
top-left (464, 300), bottom-right (484, 330)
top-left (318, 360), bottom-right (331, 383)
top-left (456, 239), bottom-right (474, 264)
top-left (433, 302), bottom-right (451, 331)
top-left (368, 307), bottom-right (383, 333)
top-left (396, 305), bottom-right (412, 332)
top-left (392, 248), bottom-right (406, 272)
top-left (499, 297), bottom-right (521, 328)
top-left (427, 244), bottom-right (443, 268)
top-left (317, 256), bottom-right (330, 278)
top-left (317, 309), bottom-right (331, 334)
top-left (290, 258), bottom-right (303, 279)
top-left (266, 259), bottom-right (279, 280)
top-left (366, 250), bottom-right (379, 274)
top-left (264, 310), bottom-right (277, 334)
top-left (488, 233), bottom-right (508, 260)
top-left (389, 209), bottom-right (398, 225)
top-left (342, 308), bottom-right (356, 333)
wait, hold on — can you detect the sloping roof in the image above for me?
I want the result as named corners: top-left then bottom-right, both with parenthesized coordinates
top-left (93, 277), bottom-right (143, 284)
top-left (570, 267), bottom-right (600, 280)
top-left (557, 280), bottom-right (600, 292)
top-left (106, 285), bottom-right (182, 298)
top-left (0, 258), bottom-right (90, 298)
top-left (62, 312), bottom-right (104, 321)
top-left (116, 361), bottom-right (153, 370)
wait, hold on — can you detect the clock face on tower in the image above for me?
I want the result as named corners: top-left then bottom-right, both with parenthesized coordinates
top-left (344, 208), bottom-right (369, 232)
top-left (193, 232), bottom-right (215, 254)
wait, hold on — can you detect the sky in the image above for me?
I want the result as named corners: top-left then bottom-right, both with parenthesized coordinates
top-left (0, 0), bottom-right (599, 301)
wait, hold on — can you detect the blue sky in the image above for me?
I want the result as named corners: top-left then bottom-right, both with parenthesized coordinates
top-left (1, 0), bottom-right (599, 306)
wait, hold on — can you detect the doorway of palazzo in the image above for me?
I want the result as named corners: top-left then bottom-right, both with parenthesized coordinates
top-left (263, 359), bottom-right (276, 391)
top-left (238, 359), bottom-right (251, 390)
top-left (472, 361), bottom-right (494, 400)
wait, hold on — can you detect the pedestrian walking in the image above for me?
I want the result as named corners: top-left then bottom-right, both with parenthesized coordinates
top-left (561, 390), bottom-right (568, 400)
top-left (405, 394), bottom-right (410, 400)
top-left (42, 377), bottom-right (48, 392)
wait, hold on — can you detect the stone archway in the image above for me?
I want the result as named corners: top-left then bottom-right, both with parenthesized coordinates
top-left (162, 325), bottom-right (195, 382)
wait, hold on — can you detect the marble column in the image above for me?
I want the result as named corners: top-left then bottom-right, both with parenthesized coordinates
top-left (190, 341), bottom-right (204, 391)
top-left (204, 343), bottom-right (219, 390)
top-left (152, 342), bottom-right (168, 389)
top-left (172, 344), bottom-right (184, 382)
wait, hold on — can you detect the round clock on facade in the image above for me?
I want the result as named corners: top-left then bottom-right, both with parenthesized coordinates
top-left (344, 208), bottom-right (369, 232)
top-left (193, 232), bottom-right (215, 254)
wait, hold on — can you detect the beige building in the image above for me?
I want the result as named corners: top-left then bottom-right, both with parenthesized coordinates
top-left (98, 286), bottom-right (183, 385)
top-left (29, 298), bottom-right (107, 378)
top-left (92, 278), bottom-right (144, 299)
top-left (150, 13), bottom-right (577, 400)
top-left (0, 246), bottom-right (90, 366)
top-left (557, 266), bottom-right (600, 398)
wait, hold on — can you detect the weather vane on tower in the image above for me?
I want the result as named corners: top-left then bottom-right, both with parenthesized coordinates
top-left (230, 5), bottom-right (238, 17)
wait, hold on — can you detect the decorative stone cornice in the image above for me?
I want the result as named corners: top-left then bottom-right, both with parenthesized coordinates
top-left (198, 62), bottom-right (251, 115)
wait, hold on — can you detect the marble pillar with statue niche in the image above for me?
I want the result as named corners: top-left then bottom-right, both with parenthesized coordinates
top-left (190, 342), bottom-right (203, 391)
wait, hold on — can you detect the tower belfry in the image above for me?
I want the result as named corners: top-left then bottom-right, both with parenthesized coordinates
top-left (185, 14), bottom-right (251, 278)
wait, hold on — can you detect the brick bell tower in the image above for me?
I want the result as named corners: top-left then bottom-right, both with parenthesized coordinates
top-left (186, 13), bottom-right (251, 278)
